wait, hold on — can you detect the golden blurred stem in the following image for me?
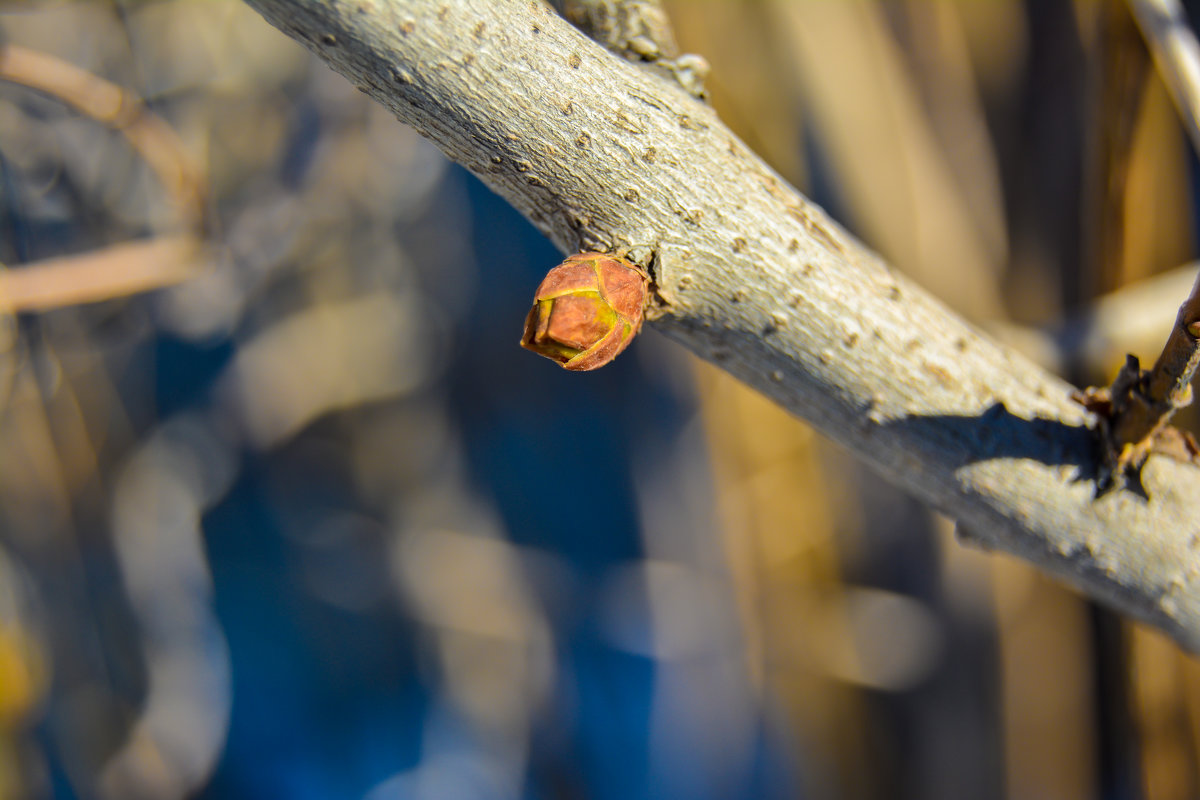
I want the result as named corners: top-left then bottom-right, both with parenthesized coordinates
top-left (1128, 0), bottom-right (1200, 159)
top-left (0, 236), bottom-right (203, 313)
top-left (1088, 0), bottom-right (1150, 298)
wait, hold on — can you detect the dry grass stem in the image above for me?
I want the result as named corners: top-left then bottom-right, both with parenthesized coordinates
top-left (0, 235), bottom-right (205, 312)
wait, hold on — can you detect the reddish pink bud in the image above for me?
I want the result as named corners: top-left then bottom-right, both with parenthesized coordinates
top-left (520, 252), bottom-right (649, 371)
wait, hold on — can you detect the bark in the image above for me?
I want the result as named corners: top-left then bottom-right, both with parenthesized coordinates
top-left (243, 0), bottom-right (1200, 652)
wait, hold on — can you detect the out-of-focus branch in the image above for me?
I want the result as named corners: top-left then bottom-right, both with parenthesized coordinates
top-left (992, 263), bottom-right (1200, 376)
top-left (242, 0), bottom-right (1200, 652)
top-left (1088, 0), bottom-right (1151, 295)
top-left (0, 44), bottom-right (206, 231)
top-left (0, 236), bottom-right (203, 313)
top-left (0, 44), bottom-right (208, 311)
top-left (1128, 0), bottom-right (1200, 158)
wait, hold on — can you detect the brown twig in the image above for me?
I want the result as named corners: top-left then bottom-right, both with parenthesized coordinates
top-left (1076, 269), bottom-right (1200, 482)
top-left (1144, 271), bottom-right (1200, 397)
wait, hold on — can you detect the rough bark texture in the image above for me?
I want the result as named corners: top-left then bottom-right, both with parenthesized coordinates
top-left (244, 0), bottom-right (1200, 651)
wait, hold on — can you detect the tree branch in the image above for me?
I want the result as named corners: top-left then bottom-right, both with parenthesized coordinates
top-left (243, 0), bottom-right (1200, 652)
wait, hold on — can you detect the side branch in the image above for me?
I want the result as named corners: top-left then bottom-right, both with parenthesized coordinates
top-left (244, 0), bottom-right (1200, 651)
top-left (1077, 272), bottom-right (1200, 481)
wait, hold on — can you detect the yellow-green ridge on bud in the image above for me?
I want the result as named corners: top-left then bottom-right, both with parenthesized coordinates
top-left (520, 252), bottom-right (649, 371)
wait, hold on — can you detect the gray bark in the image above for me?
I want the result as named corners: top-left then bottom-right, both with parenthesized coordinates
top-left (244, 0), bottom-right (1200, 652)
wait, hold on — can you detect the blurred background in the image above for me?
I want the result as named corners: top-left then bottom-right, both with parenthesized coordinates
top-left (1, 1), bottom-right (1200, 798)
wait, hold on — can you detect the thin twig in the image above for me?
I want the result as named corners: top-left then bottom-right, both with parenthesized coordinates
top-left (1104, 270), bottom-right (1200, 458)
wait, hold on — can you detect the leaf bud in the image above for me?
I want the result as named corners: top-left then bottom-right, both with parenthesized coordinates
top-left (520, 251), bottom-right (649, 371)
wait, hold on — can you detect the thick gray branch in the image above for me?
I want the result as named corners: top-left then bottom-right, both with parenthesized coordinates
top-left (244, 0), bottom-right (1200, 651)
